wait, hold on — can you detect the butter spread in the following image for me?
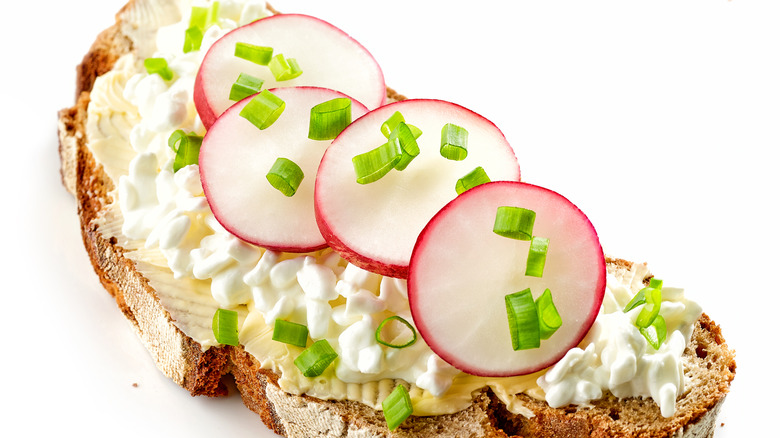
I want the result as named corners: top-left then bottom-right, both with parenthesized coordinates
top-left (83, 0), bottom-right (703, 418)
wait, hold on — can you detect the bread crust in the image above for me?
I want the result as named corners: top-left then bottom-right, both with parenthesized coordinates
top-left (58, 2), bottom-right (735, 436)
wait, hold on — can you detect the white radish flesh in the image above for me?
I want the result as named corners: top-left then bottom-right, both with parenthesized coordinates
top-left (200, 86), bottom-right (368, 252)
top-left (194, 14), bottom-right (385, 128)
top-left (314, 99), bottom-right (521, 278)
top-left (408, 181), bottom-right (605, 377)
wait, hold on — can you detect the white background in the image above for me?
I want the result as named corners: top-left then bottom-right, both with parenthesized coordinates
top-left (3, 0), bottom-right (777, 436)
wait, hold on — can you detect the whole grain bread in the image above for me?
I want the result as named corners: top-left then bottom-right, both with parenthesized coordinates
top-left (58, 1), bottom-right (736, 436)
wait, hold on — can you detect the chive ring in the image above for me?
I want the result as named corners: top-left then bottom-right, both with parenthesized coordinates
top-left (375, 316), bottom-right (417, 349)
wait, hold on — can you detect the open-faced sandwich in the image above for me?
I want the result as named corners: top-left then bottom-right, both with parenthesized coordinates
top-left (58, 0), bottom-right (736, 436)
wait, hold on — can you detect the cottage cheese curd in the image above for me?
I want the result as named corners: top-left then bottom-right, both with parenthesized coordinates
top-left (84, 0), bottom-right (703, 418)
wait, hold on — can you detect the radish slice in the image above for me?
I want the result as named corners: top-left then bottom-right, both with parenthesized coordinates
top-left (200, 87), bottom-right (368, 252)
top-left (408, 181), bottom-right (605, 377)
top-left (194, 14), bottom-right (385, 128)
top-left (315, 99), bottom-right (521, 278)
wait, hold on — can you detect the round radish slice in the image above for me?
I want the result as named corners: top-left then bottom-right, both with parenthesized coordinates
top-left (408, 181), bottom-right (605, 377)
top-left (200, 87), bottom-right (368, 252)
top-left (194, 14), bottom-right (385, 128)
top-left (314, 99), bottom-right (521, 278)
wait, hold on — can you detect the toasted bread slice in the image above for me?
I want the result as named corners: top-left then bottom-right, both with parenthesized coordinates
top-left (58, 1), bottom-right (735, 436)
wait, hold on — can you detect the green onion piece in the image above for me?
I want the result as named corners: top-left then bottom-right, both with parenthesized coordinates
top-left (183, 26), bottom-right (203, 53)
top-left (493, 206), bottom-right (536, 241)
top-left (240, 90), bottom-right (285, 130)
top-left (229, 72), bottom-right (265, 102)
top-left (235, 42), bottom-right (274, 66)
top-left (143, 57), bottom-right (173, 81)
top-left (440, 123), bottom-right (469, 161)
top-left (269, 54), bottom-right (303, 81)
top-left (389, 122), bottom-right (420, 171)
top-left (212, 308), bottom-right (239, 346)
top-left (205, 1), bottom-right (220, 28)
top-left (189, 6), bottom-right (208, 29)
top-left (649, 277), bottom-right (663, 289)
top-left (294, 339), bottom-right (338, 377)
top-left (505, 289), bottom-right (541, 350)
top-left (639, 314), bottom-right (667, 350)
top-left (525, 236), bottom-right (550, 278)
top-left (635, 286), bottom-right (662, 328)
top-left (380, 111), bottom-right (422, 139)
top-left (272, 319), bottom-right (309, 348)
top-left (535, 288), bottom-right (562, 340)
top-left (382, 385), bottom-right (413, 431)
top-left (266, 158), bottom-right (304, 197)
top-left (168, 130), bottom-right (203, 173)
top-left (308, 98), bottom-right (352, 140)
top-left (375, 316), bottom-right (417, 349)
top-left (352, 141), bottom-right (403, 184)
top-left (455, 166), bottom-right (491, 195)
top-left (624, 287), bottom-right (648, 313)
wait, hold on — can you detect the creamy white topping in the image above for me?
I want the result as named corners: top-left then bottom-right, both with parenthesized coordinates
top-left (84, 0), bottom-right (703, 418)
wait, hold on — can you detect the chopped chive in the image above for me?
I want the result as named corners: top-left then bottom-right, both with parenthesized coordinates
top-left (649, 277), bottom-right (663, 289)
top-left (380, 111), bottom-right (422, 139)
top-left (212, 308), bottom-right (239, 346)
top-left (183, 26), bottom-right (204, 53)
top-left (440, 123), bottom-right (468, 161)
top-left (635, 286), bottom-right (662, 328)
top-left (229, 72), bottom-right (264, 102)
top-left (535, 288), bottom-right (562, 340)
top-left (168, 130), bottom-right (203, 172)
top-left (269, 54), bottom-right (303, 81)
top-left (205, 1), bottom-right (220, 28)
top-left (143, 58), bottom-right (173, 81)
top-left (308, 98), bottom-right (352, 140)
top-left (239, 90), bottom-right (285, 130)
top-left (382, 384), bottom-right (413, 431)
top-left (389, 122), bottom-right (420, 171)
top-left (493, 206), bottom-right (535, 241)
top-left (624, 287), bottom-right (648, 313)
top-left (352, 141), bottom-right (403, 184)
top-left (294, 339), bottom-right (338, 377)
top-left (505, 289), bottom-right (540, 350)
top-left (375, 316), bottom-right (417, 349)
top-left (525, 236), bottom-right (550, 278)
top-left (455, 166), bottom-right (491, 195)
top-left (639, 314), bottom-right (667, 350)
top-left (272, 319), bottom-right (309, 348)
top-left (189, 6), bottom-right (208, 30)
top-left (235, 42), bottom-right (274, 65)
top-left (266, 158), bottom-right (304, 197)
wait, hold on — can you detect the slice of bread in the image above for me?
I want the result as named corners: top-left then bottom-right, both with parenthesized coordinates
top-left (58, 1), bottom-right (736, 436)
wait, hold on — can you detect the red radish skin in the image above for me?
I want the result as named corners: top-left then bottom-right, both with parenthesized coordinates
top-left (315, 99), bottom-right (522, 278)
top-left (408, 181), bottom-right (605, 377)
top-left (194, 14), bottom-right (385, 128)
top-left (200, 87), bottom-right (368, 252)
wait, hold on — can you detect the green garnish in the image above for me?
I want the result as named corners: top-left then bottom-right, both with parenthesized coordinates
top-left (266, 158), bottom-right (304, 197)
top-left (505, 289), bottom-right (541, 350)
top-left (352, 141), bottom-right (403, 184)
top-left (389, 122), bottom-right (420, 171)
top-left (212, 308), bottom-right (239, 346)
top-left (268, 54), bottom-right (303, 81)
top-left (382, 385), bottom-right (413, 431)
top-left (493, 206), bottom-right (535, 241)
top-left (272, 319), bottom-right (309, 348)
top-left (294, 339), bottom-right (338, 377)
top-left (380, 111), bottom-right (422, 139)
top-left (235, 42), bottom-right (274, 66)
top-left (525, 236), bottom-right (550, 278)
top-left (183, 26), bottom-right (203, 53)
top-left (635, 286), bottom-right (662, 328)
top-left (639, 314), bottom-right (667, 350)
top-left (168, 130), bottom-right (203, 172)
top-left (455, 166), bottom-right (491, 195)
top-left (440, 123), bottom-right (468, 161)
top-left (229, 73), bottom-right (264, 102)
top-left (535, 288), bottom-right (562, 340)
top-left (239, 90), bottom-right (285, 130)
top-left (308, 98), bottom-right (352, 140)
top-left (143, 57), bottom-right (174, 81)
top-left (375, 316), bottom-right (417, 349)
